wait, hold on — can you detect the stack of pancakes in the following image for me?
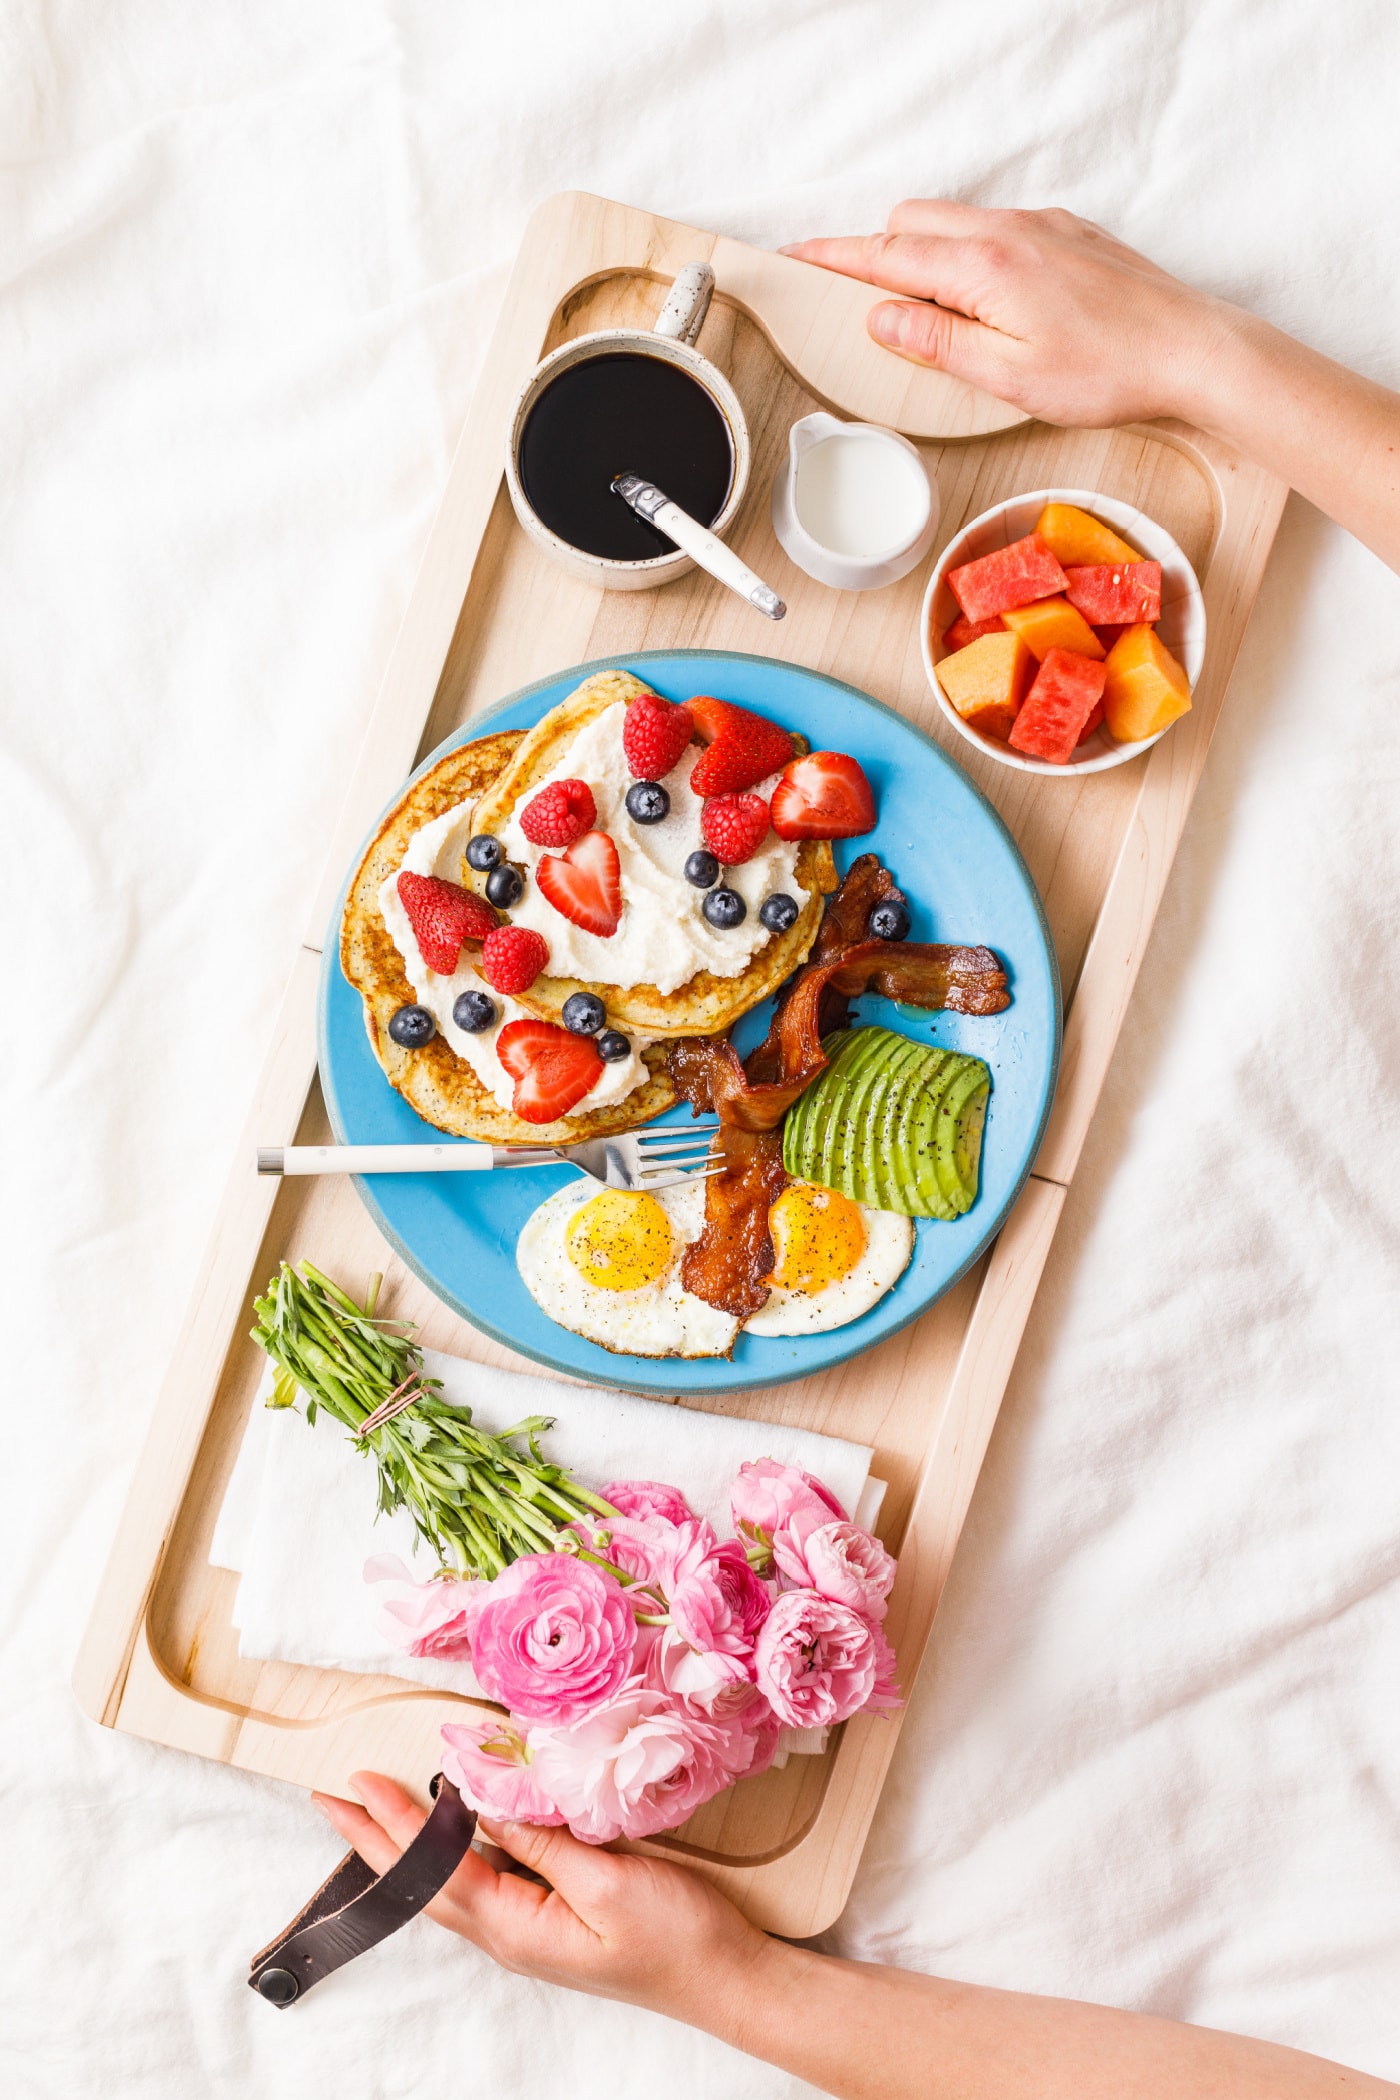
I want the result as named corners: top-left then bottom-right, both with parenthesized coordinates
top-left (341, 670), bottom-right (838, 1144)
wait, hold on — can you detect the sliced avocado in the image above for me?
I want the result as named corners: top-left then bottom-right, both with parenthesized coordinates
top-left (861, 1034), bottom-right (928, 1212)
top-left (782, 1025), bottom-right (992, 1221)
top-left (953, 1077), bottom-right (990, 1203)
top-left (933, 1058), bottom-right (992, 1214)
top-left (892, 1047), bottom-right (957, 1219)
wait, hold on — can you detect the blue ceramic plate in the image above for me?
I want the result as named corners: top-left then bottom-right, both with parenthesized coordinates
top-left (319, 650), bottom-right (1061, 1396)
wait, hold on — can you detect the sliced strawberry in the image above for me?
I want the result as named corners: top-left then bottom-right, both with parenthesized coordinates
top-left (770, 752), bottom-right (877, 840)
top-left (396, 870), bottom-right (497, 975)
top-left (496, 1018), bottom-right (604, 1124)
top-left (622, 691), bottom-right (694, 780)
top-left (701, 792), bottom-right (770, 864)
top-left (536, 830), bottom-right (623, 937)
top-left (687, 697), bottom-right (795, 796)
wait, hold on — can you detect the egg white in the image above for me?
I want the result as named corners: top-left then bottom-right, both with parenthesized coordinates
top-left (516, 1176), bottom-right (740, 1359)
top-left (743, 1198), bottom-right (915, 1337)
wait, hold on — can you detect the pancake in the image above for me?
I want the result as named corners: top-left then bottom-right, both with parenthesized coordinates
top-left (340, 731), bottom-right (680, 1143)
top-left (467, 669), bottom-right (838, 1035)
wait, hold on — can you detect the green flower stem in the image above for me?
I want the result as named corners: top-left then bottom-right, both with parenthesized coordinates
top-left (250, 1261), bottom-right (609, 1580)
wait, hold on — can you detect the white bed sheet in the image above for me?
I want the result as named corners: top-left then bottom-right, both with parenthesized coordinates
top-left (4, 2), bottom-right (1399, 2093)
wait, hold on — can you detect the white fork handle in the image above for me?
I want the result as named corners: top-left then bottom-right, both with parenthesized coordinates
top-left (266, 1142), bottom-right (499, 1176)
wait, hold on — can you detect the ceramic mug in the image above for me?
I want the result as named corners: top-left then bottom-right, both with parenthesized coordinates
top-left (503, 263), bottom-right (751, 591)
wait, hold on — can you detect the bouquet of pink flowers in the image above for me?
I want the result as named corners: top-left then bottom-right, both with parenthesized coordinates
top-left (374, 1459), bottom-right (900, 1843)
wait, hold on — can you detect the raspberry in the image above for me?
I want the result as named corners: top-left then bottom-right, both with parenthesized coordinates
top-left (481, 924), bottom-right (549, 995)
top-left (519, 778), bottom-right (596, 848)
top-left (622, 692), bottom-right (694, 780)
top-left (700, 792), bottom-right (771, 865)
top-left (395, 870), bottom-right (497, 975)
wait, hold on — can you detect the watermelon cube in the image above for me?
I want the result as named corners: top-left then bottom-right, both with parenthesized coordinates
top-left (1093, 624), bottom-right (1130, 650)
top-left (1008, 648), bottom-right (1108, 764)
top-left (1064, 562), bottom-right (1162, 626)
top-left (1076, 699), bottom-right (1106, 746)
top-left (948, 533), bottom-right (1069, 623)
top-left (942, 613), bottom-right (1005, 652)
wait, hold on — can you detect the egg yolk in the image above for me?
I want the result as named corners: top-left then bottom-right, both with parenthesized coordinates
top-left (767, 1182), bottom-right (867, 1295)
top-left (566, 1189), bottom-right (674, 1292)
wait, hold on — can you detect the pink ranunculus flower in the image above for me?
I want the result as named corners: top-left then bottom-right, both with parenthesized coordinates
top-left (365, 1554), bottom-right (485, 1661)
top-left (580, 1510), bottom-right (691, 1593)
top-left (599, 1479), bottom-right (696, 1525)
top-left (736, 1695), bottom-right (783, 1780)
top-left (440, 1719), bottom-right (566, 1825)
top-left (667, 1527), bottom-right (773, 1670)
top-left (468, 1553), bottom-right (636, 1723)
top-left (528, 1687), bottom-right (761, 1843)
top-left (782, 1520), bottom-right (897, 1622)
top-left (643, 1625), bottom-right (764, 1719)
top-left (730, 1459), bottom-right (847, 1578)
top-left (753, 1588), bottom-right (886, 1728)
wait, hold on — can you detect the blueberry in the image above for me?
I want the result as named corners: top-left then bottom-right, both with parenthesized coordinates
top-left (625, 780), bottom-right (670, 825)
top-left (562, 992), bottom-right (606, 1036)
top-left (868, 898), bottom-right (911, 942)
top-left (388, 1003), bottom-right (436, 1048)
top-left (452, 989), bottom-right (497, 1034)
top-left (685, 849), bottom-right (720, 889)
top-left (759, 892), bottom-right (799, 933)
top-left (596, 1029), bottom-right (631, 1062)
top-left (485, 863), bottom-right (524, 908)
top-left (703, 886), bottom-right (747, 930)
top-left (466, 833), bottom-right (503, 871)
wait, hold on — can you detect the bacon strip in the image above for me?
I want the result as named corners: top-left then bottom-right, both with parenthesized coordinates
top-left (672, 855), bottom-right (1011, 1315)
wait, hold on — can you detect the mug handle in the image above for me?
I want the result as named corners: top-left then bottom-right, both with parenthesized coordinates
top-left (654, 261), bottom-right (714, 346)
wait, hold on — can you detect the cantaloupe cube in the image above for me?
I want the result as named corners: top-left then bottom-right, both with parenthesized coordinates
top-left (1103, 624), bottom-right (1192, 742)
top-left (1035, 502), bottom-right (1142, 568)
top-left (935, 631), bottom-right (1034, 742)
top-left (1001, 595), bottom-right (1105, 662)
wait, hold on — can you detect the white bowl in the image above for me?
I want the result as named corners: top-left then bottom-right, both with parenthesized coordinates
top-left (920, 487), bottom-right (1207, 776)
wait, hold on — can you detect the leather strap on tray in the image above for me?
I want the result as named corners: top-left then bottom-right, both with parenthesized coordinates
top-left (248, 1775), bottom-right (477, 2006)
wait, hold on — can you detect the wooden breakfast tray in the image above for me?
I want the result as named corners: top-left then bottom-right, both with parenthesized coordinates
top-left (74, 193), bottom-right (1286, 1937)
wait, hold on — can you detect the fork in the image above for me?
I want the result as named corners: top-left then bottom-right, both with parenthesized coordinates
top-left (256, 1120), bottom-right (722, 1194)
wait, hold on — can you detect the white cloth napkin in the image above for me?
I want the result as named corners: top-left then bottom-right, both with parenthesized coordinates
top-left (211, 1346), bottom-right (885, 1711)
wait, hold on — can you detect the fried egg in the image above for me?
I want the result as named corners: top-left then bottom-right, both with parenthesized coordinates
top-left (743, 1181), bottom-right (915, 1337)
top-left (516, 1178), bottom-right (740, 1358)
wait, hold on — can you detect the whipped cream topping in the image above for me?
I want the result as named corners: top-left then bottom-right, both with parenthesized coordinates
top-left (378, 804), bottom-right (654, 1116)
top-left (498, 701), bottom-right (809, 996)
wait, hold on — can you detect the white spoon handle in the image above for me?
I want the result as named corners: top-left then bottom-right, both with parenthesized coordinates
top-left (260, 1143), bottom-right (498, 1176)
top-left (611, 473), bottom-right (786, 620)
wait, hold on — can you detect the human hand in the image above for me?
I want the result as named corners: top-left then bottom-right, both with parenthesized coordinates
top-left (314, 1771), bottom-right (769, 2022)
top-left (784, 200), bottom-right (1246, 427)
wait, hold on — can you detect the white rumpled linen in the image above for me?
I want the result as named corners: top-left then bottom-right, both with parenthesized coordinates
top-left (7, 3), bottom-right (1400, 2095)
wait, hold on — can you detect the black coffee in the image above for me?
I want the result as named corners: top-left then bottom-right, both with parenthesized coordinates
top-left (518, 351), bottom-right (734, 562)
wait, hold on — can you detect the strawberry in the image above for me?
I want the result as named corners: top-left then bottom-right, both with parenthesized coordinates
top-left (536, 830), bottom-right (623, 938)
top-left (496, 1018), bottom-right (604, 1124)
top-left (687, 697), bottom-right (794, 796)
top-left (770, 751), bottom-right (876, 840)
top-left (396, 870), bottom-right (497, 975)
top-left (519, 777), bottom-right (596, 848)
top-left (622, 691), bottom-right (694, 780)
top-left (481, 924), bottom-right (549, 995)
top-left (700, 792), bottom-right (770, 865)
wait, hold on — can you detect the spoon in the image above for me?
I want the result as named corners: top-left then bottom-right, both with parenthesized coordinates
top-left (611, 471), bottom-right (786, 620)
